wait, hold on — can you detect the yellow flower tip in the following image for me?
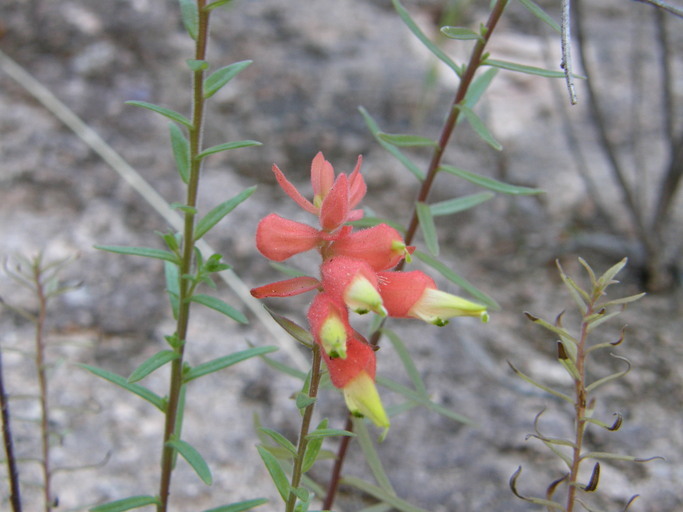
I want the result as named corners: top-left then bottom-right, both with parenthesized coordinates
top-left (413, 288), bottom-right (488, 325)
top-left (345, 277), bottom-right (386, 317)
top-left (342, 372), bottom-right (390, 429)
top-left (320, 315), bottom-right (348, 359)
top-left (480, 311), bottom-right (490, 323)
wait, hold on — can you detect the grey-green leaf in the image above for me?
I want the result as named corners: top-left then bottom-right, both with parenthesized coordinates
top-left (125, 101), bottom-right (192, 128)
top-left (169, 123), bottom-right (191, 184)
top-left (90, 495), bottom-right (161, 512)
top-left (439, 165), bottom-right (543, 195)
top-left (416, 202), bottom-right (439, 256)
top-left (258, 427), bottom-right (297, 457)
top-left (430, 192), bottom-right (494, 216)
top-left (483, 58), bottom-right (571, 79)
top-left (455, 104), bottom-right (502, 150)
top-left (79, 364), bottom-right (166, 411)
top-left (194, 186), bottom-right (256, 240)
top-left (95, 245), bottom-right (178, 264)
top-left (201, 499), bottom-right (269, 512)
top-left (377, 132), bottom-right (438, 147)
top-left (440, 26), bottom-right (484, 43)
top-left (302, 419), bottom-right (328, 473)
top-left (166, 438), bottom-right (212, 485)
top-left (178, 0), bottom-right (199, 40)
top-left (517, 0), bottom-right (561, 32)
top-left (205, 0), bottom-right (235, 12)
top-left (204, 60), bottom-right (253, 99)
top-left (305, 428), bottom-right (356, 440)
top-left (189, 294), bottom-right (248, 324)
top-left (183, 346), bottom-right (277, 383)
top-left (257, 445), bottom-right (291, 502)
top-left (196, 140), bottom-right (262, 160)
top-left (462, 68), bottom-right (498, 110)
top-left (128, 350), bottom-right (179, 383)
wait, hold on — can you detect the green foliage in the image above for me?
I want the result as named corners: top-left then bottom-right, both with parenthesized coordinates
top-left (196, 140), bottom-right (262, 160)
top-left (189, 294), bottom-right (248, 324)
top-left (79, 364), bottom-right (166, 412)
top-left (127, 350), bottom-right (179, 384)
top-left (90, 495), bottom-right (160, 512)
top-left (178, 0), bottom-right (199, 40)
top-left (166, 438), bottom-right (213, 485)
top-left (454, 104), bottom-right (503, 150)
top-left (169, 123), bottom-right (191, 183)
top-left (415, 202), bottom-right (439, 256)
top-left (194, 186), bottom-right (257, 241)
top-left (204, 60), bottom-right (253, 99)
top-left (94, 245), bottom-right (179, 264)
top-left (257, 445), bottom-right (291, 501)
top-left (200, 499), bottom-right (269, 512)
top-left (125, 100), bottom-right (192, 128)
top-left (183, 346), bottom-right (278, 383)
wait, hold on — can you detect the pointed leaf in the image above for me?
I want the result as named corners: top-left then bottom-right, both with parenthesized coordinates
top-left (196, 140), bottom-right (262, 160)
top-left (166, 438), bottom-right (212, 485)
top-left (128, 350), bottom-right (179, 383)
top-left (165, 261), bottom-right (180, 319)
top-left (183, 346), bottom-right (277, 383)
top-left (205, 0), bottom-right (235, 11)
top-left (258, 427), bottom-right (297, 457)
top-left (189, 294), bottom-right (248, 324)
top-left (454, 104), bottom-right (502, 150)
top-left (343, 476), bottom-right (430, 512)
top-left (597, 258), bottom-right (627, 289)
top-left (507, 361), bottom-right (573, 403)
top-left (90, 495), bottom-right (161, 512)
top-left (414, 250), bottom-right (499, 310)
top-left (440, 26), bottom-right (484, 43)
top-left (95, 245), bottom-right (178, 263)
top-left (430, 192), bottom-right (494, 216)
top-left (201, 499), bottom-right (269, 512)
top-left (257, 445), bottom-right (291, 501)
top-left (353, 417), bottom-right (395, 495)
top-left (517, 0), bottom-right (561, 32)
top-left (125, 101), bottom-right (192, 128)
top-left (302, 419), bottom-right (328, 473)
top-left (439, 165), bottom-right (542, 195)
top-left (178, 0), bottom-right (198, 39)
top-left (78, 364), bottom-right (165, 411)
top-left (416, 201), bottom-right (439, 256)
top-left (169, 123), bottom-right (191, 184)
top-left (585, 355), bottom-right (631, 394)
top-left (377, 132), bottom-right (438, 147)
top-left (263, 306), bottom-right (314, 347)
top-left (195, 186), bottom-right (256, 240)
top-left (392, 0), bottom-right (461, 76)
top-left (305, 428), bottom-right (355, 440)
top-left (204, 60), bottom-right (253, 99)
top-left (187, 59), bottom-right (209, 72)
top-left (463, 68), bottom-right (498, 110)
top-left (359, 107), bottom-right (424, 181)
top-left (483, 58), bottom-right (570, 78)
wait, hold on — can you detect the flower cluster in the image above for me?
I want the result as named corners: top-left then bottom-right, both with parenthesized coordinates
top-left (251, 152), bottom-right (488, 430)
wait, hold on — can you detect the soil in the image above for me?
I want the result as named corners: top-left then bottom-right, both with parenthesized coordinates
top-left (0, 0), bottom-right (682, 511)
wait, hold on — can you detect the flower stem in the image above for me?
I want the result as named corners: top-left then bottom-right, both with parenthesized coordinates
top-left (157, 2), bottom-right (210, 510)
top-left (322, 1), bottom-right (509, 507)
top-left (285, 345), bottom-right (323, 512)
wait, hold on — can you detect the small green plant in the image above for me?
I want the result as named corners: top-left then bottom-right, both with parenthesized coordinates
top-left (509, 258), bottom-right (660, 511)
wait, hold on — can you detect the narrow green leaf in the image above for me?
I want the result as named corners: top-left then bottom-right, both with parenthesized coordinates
top-left (167, 438), bottom-right (212, 485)
top-left (600, 292), bottom-right (646, 309)
top-left (183, 346), bottom-right (277, 383)
top-left (359, 107), bottom-right (424, 181)
top-left (90, 495), bottom-right (160, 512)
top-left (128, 350), bottom-right (179, 383)
top-left (430, 192), bottom-right (494, 216)
top-left (415, 202), bottom-right (439, 256)
top-left (506, 362), bottom-right (573, 403)
top-left (201, 499), bottom-right (269, 512)
top-left (305, 428), bottom-right (356, 440)
top-left (517, 0), bottom-right (561, 32)
top-left (78, 364), bottom-right (166, 411)
top-left (378, 376), bottom-right (473, 424)
top-left (463, 68), bottom-right (498, 111)
top-left (413, 250), bottom-right (499, 310)
top-left (189, 294), bottom-right (248, 324)
top-left (95, 245), bottom-right (178, 263)
top-left (258, 352), bottom-right (308, 381)
top-left (454, 104), bottom-right (502, 150)
top-left (263, 306), bottom-right (314, 347)
top-left (596, 257), bottom-right (627, 289)
top-left (169, 123), bottom-right (191, 184)
top-left (196, 140), bottom-right (262, 160)
top-left (381, 328), bottom-right (427, 396)
top-left (165, 261), bottom-right (180, 320)
top-left (125, 100), bottom-right (192, 128)
top-left (440, 26), bottom-right (484, 43)
top-left (392, 0), bottom-right (461, 76)
top-left (483, 58), bottom-right (570, 79)
top-left (178, 0), bottom-right (198, 39)
top-left (302, 419), bottom-right (328, 473)
top-left (204, 0), bottom-right (235, 11)
top-left (194, 186), bottom-right (256, 240)
top-left (343, 476), bottom-right (430, 512)
top-left (186, 59), bottom-right (209, 72)
top-left (257, 445), bottom-right (291, 502)
top-left (295, 392), bottom-right (317, 410)
top-left (439, 165), bottom-right (542, 195)
top-left (377, 132), bottom-right (438, 148)
top-left (258, 427), bottom-right (297, 457)
top-left (204, 60), bottom-right (253, 99)
top-left (585, 356), bottom-right (631, 394)
top-left (353, 418), bottom-right (395, 495)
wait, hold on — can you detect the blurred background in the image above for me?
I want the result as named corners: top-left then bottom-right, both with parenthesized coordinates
top-left (0, 0), bottom-right (682, 510)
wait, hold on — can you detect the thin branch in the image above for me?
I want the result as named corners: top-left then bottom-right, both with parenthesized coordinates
top-left (560, 0), bottom-right (578, 105)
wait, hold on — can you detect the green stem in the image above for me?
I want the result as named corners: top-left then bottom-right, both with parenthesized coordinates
top-left (285, 346), bottom-right (323, 512)
top-left (157, 2), bottom-right (210, 510)
top-left (322, 2), bottom-right (509, 508)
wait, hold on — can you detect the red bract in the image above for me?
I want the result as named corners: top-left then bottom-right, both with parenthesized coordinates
top-left (321, 256), bottom-right (386, 316)
top-left (308, 293), bottom-right (352, 359)
top-left (256, 213), bottom-right (321, 261)
top-left (250, 276), bottom-right (321, 299)
top-left (329, 224), bottom-right (415, 271)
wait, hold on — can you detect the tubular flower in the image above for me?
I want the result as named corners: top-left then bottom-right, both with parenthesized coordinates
top-left (328, 223), bottom-right (415, 271)
top-left (255, 213), bottom-right (322, 261)
top-left (324, 336), bottom-right (389, 429)
top-left (377, 271), bottom-right (489, 326)
top-left (321, 256), bottom-right (387, 316)
top-left (308, 293), bottom-right (352, 359)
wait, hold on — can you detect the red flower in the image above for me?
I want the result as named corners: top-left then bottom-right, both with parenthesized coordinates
top-left (308, 293), bottom-right (352, 359)
top-left (328, 224), bottom-right (415, 271)
top-left (321, 256), bottom-right (386, 316)
top-left (251, 276), bottom-right (321, 299)
top-left (255, 213), bottom-right (321, 261)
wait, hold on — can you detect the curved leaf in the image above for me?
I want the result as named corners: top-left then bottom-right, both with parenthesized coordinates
top-left (204, 60), bottom-right (253, 99)
top-left (195, 186), bottom-right (256, 240)
top-left (196, 140), bottom-right (262, 160)
top-left (257, 445), bottom-right (291, 502)
top-left (128, 350), bottom-right (179, 383)
top-left (430, 192), bottom-right (494, 216)
top-left (440, 26), bottom-right (484, 43)
top-left (166, 438), bottom-right (212, 485)
top-left (377, 132), bottom-right (437, 147)
top-left (95, 245), bottom-right (178, 264)
top-left (79, 364), bottom-right (166, 411)
top-left (90, 495), bottom-right (160, 512)
top-left (201, 499), bottom-right (269, 512)
top-left (178, 0), bottom-right (198, 39)
top-left (124, 101), bottom-right (192, 128)
top-left (415, 201), bottom-right (439, 256)
top-left (169, 123), bottom-right (190, 184)
top-left (439, 165), bottom-right (543, 195)
top-left (454, 104), bottom-right (502, 150)
top-left (483, 58), bottom-right (575, 79)
top-left (183, 346), bottom-right (277, 383)
top-left (517, 0), bottom-right (561, 32)
top-left (189, 294), bottom-right (248, 324)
